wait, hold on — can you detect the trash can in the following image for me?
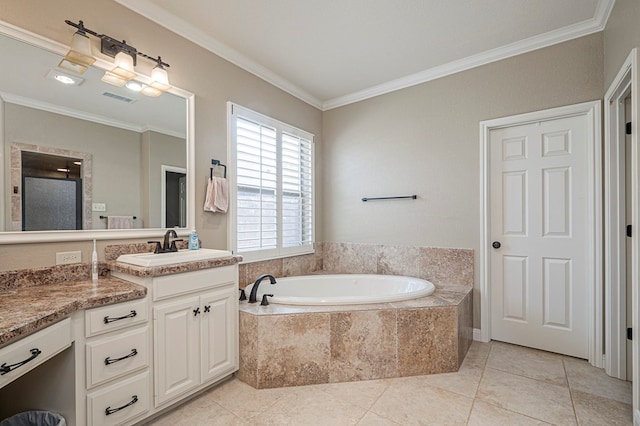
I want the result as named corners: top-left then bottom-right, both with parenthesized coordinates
top-left (0, 411), bottom-right (65, 426)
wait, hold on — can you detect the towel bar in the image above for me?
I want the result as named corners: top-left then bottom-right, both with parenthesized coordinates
top-left (100, 215), bottom-right (137, 219)
top-left (361, 195), bottom-right (417, 202)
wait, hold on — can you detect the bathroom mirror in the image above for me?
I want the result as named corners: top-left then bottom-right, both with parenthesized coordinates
top-left (0, 21), bottom-right (195, 243)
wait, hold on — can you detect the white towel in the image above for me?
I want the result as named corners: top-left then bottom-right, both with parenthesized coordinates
top-left (204, 176), bottom-right (228, 213)
top-left (107, 215), bottom-right (134, 229)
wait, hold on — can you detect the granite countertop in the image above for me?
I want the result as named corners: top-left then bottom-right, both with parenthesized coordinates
top-left (107, 255), bottom-right (243, 278)
top-left (0, 276), bottom-right (146, 347)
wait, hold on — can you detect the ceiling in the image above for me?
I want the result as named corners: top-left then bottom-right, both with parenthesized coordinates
top-left (116, 0), bottom-right (615, 111)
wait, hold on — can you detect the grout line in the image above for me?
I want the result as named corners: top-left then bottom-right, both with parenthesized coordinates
top-left (563, 358), bottom-right (581, 424)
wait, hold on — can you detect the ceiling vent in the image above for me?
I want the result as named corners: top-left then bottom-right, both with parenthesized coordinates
top-left (102, 91), bottom-right (136, 104)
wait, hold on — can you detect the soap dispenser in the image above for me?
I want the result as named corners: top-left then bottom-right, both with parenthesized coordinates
top-left (188, 229), bottom-right (200, 250)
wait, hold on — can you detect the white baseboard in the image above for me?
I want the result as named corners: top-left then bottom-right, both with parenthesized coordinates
top-left (634, 409), bottom-right (640, 426)
top-left (473, 328), bottom-right (484, 342)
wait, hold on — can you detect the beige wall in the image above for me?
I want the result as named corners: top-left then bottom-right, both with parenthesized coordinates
top-left (322, 33), bottom-right (604, 327)
top-left (143, 131), bottom-right (186, 228)
top-left (604, 0), bottom-right (640, 89)
top-left (0, 0), bottom-right (322, 270)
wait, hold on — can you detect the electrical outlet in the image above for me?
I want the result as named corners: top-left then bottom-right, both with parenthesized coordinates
top-left (56, 251), bottom-right (82, 265)
top-left (92, 203), bottom-right (107, 212)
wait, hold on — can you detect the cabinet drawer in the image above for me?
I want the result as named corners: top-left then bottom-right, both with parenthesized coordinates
top-left (153, 266), bottom-right (236, 300)
top-left (87, 371), bottom-right (150, 426)
top-left (86, 299), bottom-right (148, 337)
top-left (0, 318), bottom-right (71, 389)
top-left (86, 326), bottom-right (150, 389)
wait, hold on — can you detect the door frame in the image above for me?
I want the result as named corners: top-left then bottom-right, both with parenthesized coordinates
top-left (479, 100), bottom-right (602, 367)
top-left (604, 49), bottom-right (640, 420)
top-left (604, 49), bottom-right (636, 380)
top-left (160, 165), bottom-right (187, 228)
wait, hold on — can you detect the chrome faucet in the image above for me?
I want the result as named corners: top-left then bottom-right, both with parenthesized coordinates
top-left (249, 274), bottom-right (277, 303)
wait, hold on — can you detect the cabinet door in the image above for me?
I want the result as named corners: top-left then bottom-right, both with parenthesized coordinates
top-left (154, 296), bottom-right (200, 406)
top-left (200, 287), bottom-right (238, 383)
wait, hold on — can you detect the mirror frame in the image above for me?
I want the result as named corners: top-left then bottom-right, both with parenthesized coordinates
top-left (0, 20), bottom-right (195, 243)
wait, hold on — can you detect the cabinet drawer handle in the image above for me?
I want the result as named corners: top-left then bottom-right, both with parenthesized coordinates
top-left (104, 349), bottom-right (138, 365)
top-left (105, 395), bottom-right (138, 416)
top-left (0, 348), bottom-right (42, 375)
top-left (104, 310), bottom-right (137, 324)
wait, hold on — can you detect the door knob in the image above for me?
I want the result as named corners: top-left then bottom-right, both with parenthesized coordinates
top-left (492, 241), bottom-right (501, 249)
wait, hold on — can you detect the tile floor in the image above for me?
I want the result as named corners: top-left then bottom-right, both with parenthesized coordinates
top-left (145, 341), bottom-right (632, 425)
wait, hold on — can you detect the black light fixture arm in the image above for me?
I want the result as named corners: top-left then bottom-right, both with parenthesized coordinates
top-left (65, 19), bottom-right (170, 69)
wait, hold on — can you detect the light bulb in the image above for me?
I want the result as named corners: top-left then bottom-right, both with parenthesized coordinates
top-left (149, 65), bottom-right (171, 92)
top-left (110, 51), bottom-right (136, 80)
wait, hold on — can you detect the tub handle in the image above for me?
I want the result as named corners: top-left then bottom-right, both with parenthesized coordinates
top-left (261, 294), bottom-right (273, 306)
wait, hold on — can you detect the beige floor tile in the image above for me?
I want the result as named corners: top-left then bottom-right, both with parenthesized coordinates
top-left (248, 384), bottom-right (368, 425)
top-left (564, 358), bottom-right (632, 405)
top-left (146, 399), bottom-right (245, 426)
top-left (420, 366), bottom-right (483, 398)
top-left (320, 379), bottom-right (390, 410)
top-left (207, 377), bottom-right (293, 419)
top-left (370, 376), bottom-right (474, 425)
top-left (467, 400), bottom-right (550, 425)
top-left (460, 342), bottom-right (491, 371)
top-left (571, 389), bottom-right (633, 426)
top-left (357, 411), bottom-right (402, 425)
top-left (476, 368), bottom-right (576, 425)
top-left (487, 341), bottom-right (566, 386)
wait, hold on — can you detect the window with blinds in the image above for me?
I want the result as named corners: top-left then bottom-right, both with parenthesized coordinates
top-left (229, 103), bottom-right (314, 261)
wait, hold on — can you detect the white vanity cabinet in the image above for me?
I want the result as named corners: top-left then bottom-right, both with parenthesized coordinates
top-left (152, 266), bottom-right (238, 407)
top-left (83, 298), bottom-right (151, 426)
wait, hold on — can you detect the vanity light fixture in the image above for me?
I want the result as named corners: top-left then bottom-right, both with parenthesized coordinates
top-left (62, 19), bottom-right (171, 95)
top-left (58, 21), bottom-right (95, 74)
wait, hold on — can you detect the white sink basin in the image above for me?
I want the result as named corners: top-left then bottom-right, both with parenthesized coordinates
top-left (117, 248), bottom-right (232, 267)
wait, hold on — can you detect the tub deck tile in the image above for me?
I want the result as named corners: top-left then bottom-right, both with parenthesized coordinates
top-left (397, 306), bottom-right (459, 376)
top-left (329, 310), bottom-right (398, 382)
top-left (238, 286), bottom-right (473, 389)
top-left (256, 313), bottom-right (331, 388)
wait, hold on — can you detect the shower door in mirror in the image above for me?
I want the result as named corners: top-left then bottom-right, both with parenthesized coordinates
top-left (22, 176), bottom-right (82, 231)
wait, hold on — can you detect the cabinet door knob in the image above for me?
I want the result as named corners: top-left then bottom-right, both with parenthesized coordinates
top-left (492, 241), bottom-right (501, 249)
top-left (193, 307), bottom-right (200, 316)
top-left (204, 305), bottom-right (211, 313)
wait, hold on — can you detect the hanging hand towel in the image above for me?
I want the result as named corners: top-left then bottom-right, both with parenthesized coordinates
top-left (107, 215), bottom-right (134, 229)
top-left (204, 177), bottom-right (216, 212)
top-left (213, 177), bottom-right (228, 213)
top-left (204, 176), bottom-right (228, 213)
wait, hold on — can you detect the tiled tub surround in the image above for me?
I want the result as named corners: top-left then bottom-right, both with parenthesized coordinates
top-left (236, 242), bottom-right (474, 388)
top-left (238, 242), bottom-right (474, 291)
top-left (238, 285), bottom-right (472, 389)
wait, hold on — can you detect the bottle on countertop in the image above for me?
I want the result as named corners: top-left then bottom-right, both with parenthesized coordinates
top-left (92, 239), bottom-right (99, 282)
top-left (188, 229), bottom-right (200, 250)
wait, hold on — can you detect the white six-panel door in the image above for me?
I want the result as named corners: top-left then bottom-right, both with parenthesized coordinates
top-left (489, 114), bottom-right (590, 358)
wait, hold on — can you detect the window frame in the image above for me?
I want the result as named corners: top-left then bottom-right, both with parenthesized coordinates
top-left (227, 102), bottom-right (315, 262)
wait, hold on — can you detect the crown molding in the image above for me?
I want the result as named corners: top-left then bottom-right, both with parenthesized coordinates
top-left (115, 0), bottom-right (614, 112)
top-left (323, 8), bottom-right (612, 110)
top-left (115, 0), bottom-right (324, 110)
top-left (1, 92), bottom-right (183, 138)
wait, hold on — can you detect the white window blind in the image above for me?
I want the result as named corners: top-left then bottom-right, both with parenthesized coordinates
top-left (229, 103), bottom-right (314, 261)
